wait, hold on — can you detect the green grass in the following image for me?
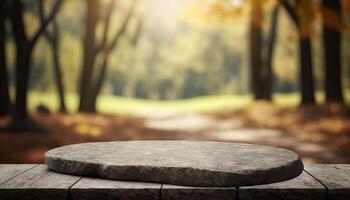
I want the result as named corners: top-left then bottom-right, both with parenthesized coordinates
top-left (28, 90), bottom-right (350, 115)
top-left (28, 92), bottom-right (252, 114)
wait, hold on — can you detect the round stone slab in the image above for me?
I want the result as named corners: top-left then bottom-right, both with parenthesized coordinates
top-left (45, 141), bottom-right (303, 187)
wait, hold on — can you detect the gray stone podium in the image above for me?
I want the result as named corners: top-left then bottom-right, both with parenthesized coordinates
top-left (45, 141), bottom-right (303, 187)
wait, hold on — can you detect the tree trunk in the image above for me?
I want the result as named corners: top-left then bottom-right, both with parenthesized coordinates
top-left (39, 1), bottom-right (67, 113)
top-left (51, 31), bottom-right (67, 113)
top-left (0, 1), bottom-right (11, 116)
top-left (90, 54), bottom-right (109, 112)
top-left (280, 0), bottom-right (316, 105)
top-left (322, 0), bottom-right (344, 103)
top-left (9, 0), bottom-right (30, 123)
top-left (82, 0), bottom-right (136, 112)
top-left (7, 0), bottom-right (62, 132)
top-left (9, 46), bottom-right (46, 132)
top-left (13, 45), bottom-right (31, 124)
top-left (262, 5), bottom-right (280, 100)
top-left (249, 0), bottom-right (264, 100)
top-left (299, 37), bottom-right (316, 104)
top-left (295, 0), bottom-right (316, 105)
top-left (78, 0), bottom-right (99, 112)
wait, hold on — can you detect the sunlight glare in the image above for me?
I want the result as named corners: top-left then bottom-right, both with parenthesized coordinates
top-left (231, 0), bottom-right (241, 7)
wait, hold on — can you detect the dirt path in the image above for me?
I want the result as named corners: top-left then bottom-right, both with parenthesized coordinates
top-left (139, 109), bottom-right (348, 164)
top-left (0, 105), bottom-right (349, 164)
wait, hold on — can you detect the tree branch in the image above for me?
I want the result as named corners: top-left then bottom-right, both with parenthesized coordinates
top-left (96, 0), bottom-right (116, 53)
top-left (30, 0), bottom-right (63, 50)
top-left (130, 15), bottom-right (144, 47)
top-left (38, 0), bottom-right (53, 42)
top-left (280, 0), bottom-right (299, 25)
top-left (106, 0), bottom-right (138, 52)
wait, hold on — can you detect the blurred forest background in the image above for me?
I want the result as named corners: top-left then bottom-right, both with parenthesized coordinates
top-left (0, 0), bottom-right (349, 164)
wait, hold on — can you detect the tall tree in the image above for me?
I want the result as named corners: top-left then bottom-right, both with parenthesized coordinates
top-left (281, 0), bottom-right (316, 105)
top-left (39, 1), bottom-right (67, 113)
top-left (89, 2), bottom-right (141, 112)
top-left (249, 1), bottom-right (280, 100)
top-left (78, 0), bottom-right (138, 112)
top-left (7, 0), bottom-right (63, 131)
top-left (0, 0), bottom-right (12, 116)
top-left (322, 0), bottom-right (344, 103)
top-left (78, 0), bottom-right (101, 112)
top-left (263, 3), bottom-right (280, 100)
top-left (249, 0), bottom-right (265, 100)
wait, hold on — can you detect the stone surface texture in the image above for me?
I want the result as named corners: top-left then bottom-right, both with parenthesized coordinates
top-left (71, 177), bottom-right (161, 200)
top-left (305, 164), bottom-right (350, 200)
top-left (46, 141), bottom-right (303, 187)
top-left (161, 184), bottom-right (237, 200)
top-left (239, 171), bottom-right (326, 200)
top-left (0, 165), bottom-right (81, 200)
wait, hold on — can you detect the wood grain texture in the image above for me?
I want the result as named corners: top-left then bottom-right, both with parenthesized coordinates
top-left (71, 177), bottom-right (161, 200)
top-left (162, 184), bottom-right (237, 200)
top-left (0, 164), bottom-right (348, 200)
top-left (0, 164), bottom-right (81, 200)
top-left (0, 164), bottom-right (37, 185)
top-left (239, 171), bottom-right (326, 200)
top-left (305, 164), bottom-right (350, 200)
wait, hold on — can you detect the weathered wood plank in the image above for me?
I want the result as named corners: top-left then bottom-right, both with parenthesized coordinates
top-left (71, 177), bottom-right (161, 200)
top-left (238, 171), bottom-right (326, 200)
top-left (305, 164), bottom-right (350, 200)
top-left (161, 184), bottom-right (237, 200)
top-left (0, 164), bottom-right (37, 185)
top-left (0, 164), bottom-right (81, 200)
top-left (0, 164), bottom-right (349, 200)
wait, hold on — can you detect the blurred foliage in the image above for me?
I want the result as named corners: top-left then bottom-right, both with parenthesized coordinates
top-left (4, 0), bottom-right (350, 102)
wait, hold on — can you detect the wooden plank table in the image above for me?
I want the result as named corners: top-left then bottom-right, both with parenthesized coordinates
top-left (239, 171), bottom-right (326, 200)
top-left (71, 177), bottom-right (161, 200)
top-left (305, 165), bottom-right (350, 200)
top-left (0, 165), bottom-right (80, 200)
top-left (0, 164), bottom-right (349, 200)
